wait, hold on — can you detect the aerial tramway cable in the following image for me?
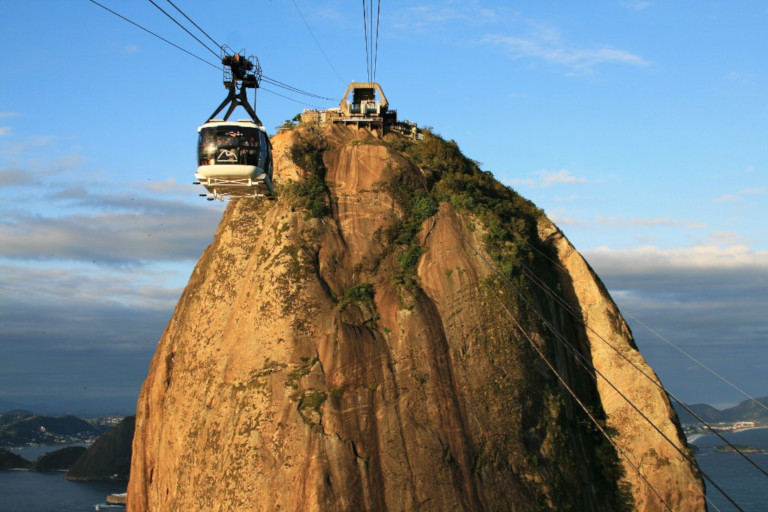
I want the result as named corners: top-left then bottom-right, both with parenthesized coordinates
top-left (362, 0), bottom-right (370, 83)
top-left (87, 0), bottom-right (334, 106)
top-left (449, 213), bottom-right (742, 511)
top-left (87, 0), bottom-right (220, 70)
top-left (489, 284), bottom-right (677, 512)
top-left (373, 0), bottom-right (381, 82)
top-left (409, 171), bottom-right (744, 510)
top-left (163, 0), bottom-right (229, 57)
top-left (523, 239), bottom-right (768, 414)
top-left (290, 0), bottom-right (345, 84)
top-left (146, 0), bottom-right (220, 60)
top-left (514, 249), bottom-right (768, 480)
top-left (626, 309), bottom-right (768, 413)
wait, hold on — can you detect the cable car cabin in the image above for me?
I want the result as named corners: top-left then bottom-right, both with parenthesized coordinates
top-left (195, 120), bottom-right (274, 200)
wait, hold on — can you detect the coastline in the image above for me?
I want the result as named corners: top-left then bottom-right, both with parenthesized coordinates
top-left (687, 425), bottom-right (768, 445)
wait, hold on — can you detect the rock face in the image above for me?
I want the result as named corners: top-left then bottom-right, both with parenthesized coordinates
top-left (128, 125), bottom-right (704, 511)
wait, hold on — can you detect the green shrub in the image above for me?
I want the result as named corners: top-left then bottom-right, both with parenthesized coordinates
top-left (285, 130), bottom-right (331, 218)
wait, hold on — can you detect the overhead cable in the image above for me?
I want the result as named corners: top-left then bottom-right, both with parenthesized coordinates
top-left (261, 75), bottom-right (335, 101)
top-left (516, 260), bottom-right (768, 480)
top-left (260, 86), bottom-right (322, 109)
top-left (146, 0), bottom-right (220, 60)
top-left (164, 0), bottom-right (229, 56)
top-left (452, 212), bottom-right (743, 511)
top-left (373, 0), bottom-right (381, 81)
top-left (290, 0), bottom-right (345, 84)
top-left (625, 309), bottom-right (768, 413)
top-left (488, 282), bottom-right (675, 512)
top-left (87, 0), bottom-right (219, 70)
top-left (362, 0), bottom-right (370, 83)
top-left (409, 169), bottom-right (743, 510)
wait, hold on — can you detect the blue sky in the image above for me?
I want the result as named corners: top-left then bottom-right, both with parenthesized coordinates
top-left (1, 0), bottom-right (766, 414)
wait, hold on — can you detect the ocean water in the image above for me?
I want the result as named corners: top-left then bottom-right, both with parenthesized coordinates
top-left (0, 445), bottom-right (125, 512)
top-left (2, 432), bottom-right (767, 511)
top-left (691, 428), bottom-right (768, 512)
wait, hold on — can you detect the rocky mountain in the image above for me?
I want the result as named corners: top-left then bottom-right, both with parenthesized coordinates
top-left (67, 415), bottom-right (135, 481)
top-left (29, 446), bottom-right (87, 472)
top-left (128, 125), bottom-right (705, 511)
top-left (675, 396), bottom-right (768, 425)
top-left (0, 413), bottom-right (103, 445)
top-left (0, 409), bottom-right (34, 427)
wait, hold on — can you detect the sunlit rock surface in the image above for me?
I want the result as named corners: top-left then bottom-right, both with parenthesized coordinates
top-left (128, 125), bottom-right (704, 511)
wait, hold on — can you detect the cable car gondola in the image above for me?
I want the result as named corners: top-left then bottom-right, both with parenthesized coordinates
top-left (195, 52), bottom-right (273, 201)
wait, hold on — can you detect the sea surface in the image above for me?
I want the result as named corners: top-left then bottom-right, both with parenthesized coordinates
top-left (0, 445), bottom-right (125, 512)
top-left (691, 427), bottom-right (768, 512)
top-left (1, 431), bottom-right (767, 511)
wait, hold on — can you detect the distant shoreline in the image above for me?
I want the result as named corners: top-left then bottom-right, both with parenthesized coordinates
top-left (688, 425), bottom-right (768, 444)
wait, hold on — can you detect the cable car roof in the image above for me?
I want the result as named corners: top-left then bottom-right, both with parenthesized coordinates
top-left (197, 120), bottom-right (267, 132)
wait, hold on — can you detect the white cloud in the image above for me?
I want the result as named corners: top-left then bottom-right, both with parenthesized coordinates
top-left (391, 3), bottom-right (503, 32)
top-left (594, 215), bottom-right (706, 229)
top-left (727, 71), bottom-right (753, 85)
top-left (715, 188), bottom-right (766, 204)
top-left (482, 28), bottom-right (649, 72)
top-left (622, 1), bottom-right (652, 11)
top-left (0, 134), bottom-right (60, 156)
top-left (510, 169), bottom-right (588, 188)
top-left (586, 244), bottom-right (768, 271)
top-left (0, 191), bottom-right (220, 264)
top-left (0, 112), bottom-right (19, 119)
top-left (715, 194), bottom-right (740, 203)
top-left (133, 176), bottom-right (198, 194)
top-left (124, 44), bottom-right (140, 54)
top-left (0, 127), bottom-right (11, 137)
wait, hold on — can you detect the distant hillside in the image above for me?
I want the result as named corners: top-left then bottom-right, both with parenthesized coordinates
top-left (0, 448), bottom-right (31, 470)
top-left (67, 415), bottom-right (135, 481)
top-left (29, 446), bottom-right (87, 472)
top-left (0, 409), bottom-right (34, 427)
top-left (0, 413), bottom-right (104, 445)
top-left (674, 396), bottom-right (768, 424)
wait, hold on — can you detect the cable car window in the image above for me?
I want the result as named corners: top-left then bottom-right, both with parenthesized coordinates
top-left (198, 126), bottom-right (261, 167)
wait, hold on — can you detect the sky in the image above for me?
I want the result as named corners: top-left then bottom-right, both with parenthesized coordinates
top-left (1, 0), bottom-right (766, 416)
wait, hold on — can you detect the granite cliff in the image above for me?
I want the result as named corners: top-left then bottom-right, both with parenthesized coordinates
top-left (128, 124), bottom-right (705, 511)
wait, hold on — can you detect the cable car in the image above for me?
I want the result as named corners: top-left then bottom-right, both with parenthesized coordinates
top-left (195, 52), bottom-right (274, 201)
top-left (196, 120), bottom-right (273, 199)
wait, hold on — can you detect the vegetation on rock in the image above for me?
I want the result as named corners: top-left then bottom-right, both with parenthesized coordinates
top-left (0, 448), bottom-right (30, 470)
top-left (284, 129), bottom-right (331, 218)
top-left (30, 446), bottom-right (87, 472)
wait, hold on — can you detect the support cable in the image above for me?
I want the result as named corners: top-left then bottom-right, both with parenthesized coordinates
top-left (87, 2), bottom-right (334, 110)
top-left (260, 86), bottom-right (322, 109)
top-left (87, 0), bottom-right (219, 69)
top-left (524, 240), bottom-right (768, 413)
top-left (407, 168), bottom-right (743, 510)
top-left (439, 207), bottom-right (744, 511)
top-left (373, 0), bottom-right (381, 82)
top-left (261, 75), bottom-right (335, 101)
top-left (626, 310), bottom-right (768, 413)
top-left (516, 261), bottom-right (768, 480)
top-left (146, 0), bottom-right (220, 60)
top-left (362, 0), bottom-right (370, 83)
top-left (487, 283), bottom-right (675, 512)
top-left (164, 0), bottom-right (229, 56)
top-left (290, 0), bottom-right (345, 84)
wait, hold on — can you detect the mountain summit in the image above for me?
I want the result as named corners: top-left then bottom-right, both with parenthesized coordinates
top-left (127, 124), bottom-right (704, 511)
